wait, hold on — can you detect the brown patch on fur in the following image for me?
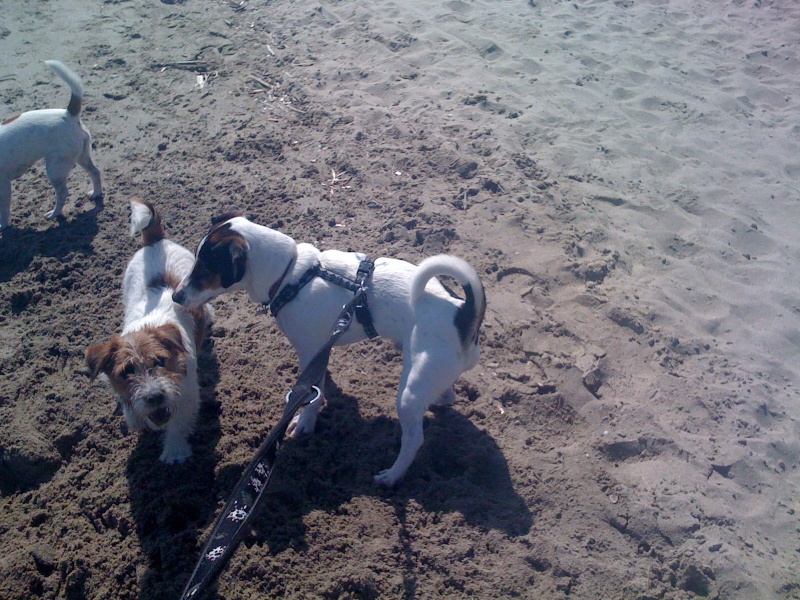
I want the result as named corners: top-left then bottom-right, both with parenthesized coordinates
top-left (86, 325), bottom-right (188, 399)
top-left (187, 306), bottom-right (210, 350)
top-left (184, 262), bottom-right (224, 295)
top-left (202, 219), bottom-right (241, 249)
top-left (131, 197), bottom-right (165, 246)
top-left (86, 338), bottom-right (119, 382)
top-left (2, 115), bottom-right (21, 125)
top-left (205, 222), bottom-right (246, 249)
top-left (148, 271), bottom-right (183, 291)
top-left (196, 223), bottom-right (249, 288)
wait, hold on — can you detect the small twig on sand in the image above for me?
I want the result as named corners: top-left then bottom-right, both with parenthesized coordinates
top-left (0, 75), bottom-right (16, 83)
top-left (326, 168), bottom-right (353, 195)
top-left (154, 60), bottom-right (208, 72)
top-left (284, 103), bottom-right (307, 114)
top-left (248, 74), bottom-right (276, 89)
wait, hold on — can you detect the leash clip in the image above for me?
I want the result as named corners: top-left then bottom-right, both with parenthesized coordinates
top-left (285, 385), bottom-right (322, 407)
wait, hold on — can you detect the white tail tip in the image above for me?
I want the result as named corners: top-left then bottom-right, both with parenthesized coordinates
top-left (129, 200), bottom-right (154, 237)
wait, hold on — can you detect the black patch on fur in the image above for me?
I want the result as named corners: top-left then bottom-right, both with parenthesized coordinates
top-left (454, 283), bottom-right (486, 347)
top-left (210, 210), bottom-right (243, 226)
top-left (197, 224), bottom-right (248, 288)
top-left (67, 93), bottom-right (81, 117)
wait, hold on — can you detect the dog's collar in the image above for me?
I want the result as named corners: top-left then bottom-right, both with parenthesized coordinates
top-left (268, 261), bottom-right (322, 317)
top-left (265, 257), bottom-right (296, 307)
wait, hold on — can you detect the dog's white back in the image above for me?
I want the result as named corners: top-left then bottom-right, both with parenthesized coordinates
top-left (0, 60), bottom-right (102, 230)
top-left (123, 240), bottom-right (197, 335)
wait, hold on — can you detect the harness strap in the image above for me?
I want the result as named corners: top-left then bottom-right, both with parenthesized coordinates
top-left (269, 257), bottom-right (379, 339)
top-left (269, 263), bottom-right (321, 316)
top-left (353, 258), bottom-right (379, 339)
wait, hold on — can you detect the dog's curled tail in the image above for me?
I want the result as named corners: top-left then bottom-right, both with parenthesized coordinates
top-left (411, 255), bottom-right (486, 349)
top-left (44, 60), bottom-right (84, 117)
top-left (130, 198), bottom-right (165, 246)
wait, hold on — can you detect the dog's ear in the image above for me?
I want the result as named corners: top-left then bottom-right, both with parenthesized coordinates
top-left (154, 324), bottom-right (186, 355)
top-left (215, 237), bottom-right (248, 288)
top-left (85, 340), bottom-right (116, 381)
top-left (210, 209), bottom-right (243, 226)
top-left (154, 324), bottom-right (188, 375)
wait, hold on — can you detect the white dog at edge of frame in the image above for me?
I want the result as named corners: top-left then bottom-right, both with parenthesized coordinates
top-left (86, 199), bottom-right (212, 464)
top-left (0, 60), bottom-right (102, 231)
top-left (172, 213), bottom-right (486, 487)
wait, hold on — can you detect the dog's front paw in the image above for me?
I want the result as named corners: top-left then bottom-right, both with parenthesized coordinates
top-left (373, 469), bottom-right (402, 489)
top-left (44, 209), bottom-right (62, 221)
top-left (88, 190), bottom-right (103, 201)
top-left (286, 411), bottom-right (316, 438)
top-left (159, 438), bottom-right (192, 464)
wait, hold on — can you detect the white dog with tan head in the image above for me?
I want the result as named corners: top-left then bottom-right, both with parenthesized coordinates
top-left (86, 199), bottom-right (212, 464)
top-left (0, 60), bottom-right (103, 231)
top-left (172, 213), bottom-right (485, 486)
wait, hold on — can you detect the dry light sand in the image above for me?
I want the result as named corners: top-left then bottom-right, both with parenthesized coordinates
top-left (1, 0), bottom-right (799, 598)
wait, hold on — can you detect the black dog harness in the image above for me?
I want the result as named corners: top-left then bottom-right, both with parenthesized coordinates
top-left (268, 257), bottom-right (379, 339)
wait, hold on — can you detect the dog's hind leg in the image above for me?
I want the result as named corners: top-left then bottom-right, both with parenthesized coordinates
top-left (44, 158), bottom-right (73, 220)
top-left (77, 139), bottom-right (103, 200)
top-left (373, 354), bottom-right (462, 488)
top-left (0, 178), bottom-right (11, 230)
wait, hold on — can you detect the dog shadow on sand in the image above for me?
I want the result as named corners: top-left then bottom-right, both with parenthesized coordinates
top-left (174, 372), bottom-right (532, 599)
top-left (0, 199), bottom-right (103, 283)
top-left (125, 337), bottom-right (223, 600)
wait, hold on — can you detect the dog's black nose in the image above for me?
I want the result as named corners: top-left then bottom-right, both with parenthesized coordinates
top-left (172, 289), bottom-right (185, 304)
top-left (149, 406), bottom-right (171, 427)
top-left (144, 392), bottom-right (166, 408)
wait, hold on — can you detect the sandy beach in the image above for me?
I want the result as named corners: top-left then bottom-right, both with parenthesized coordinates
top-left (1, 0), bottom-right (799, 597)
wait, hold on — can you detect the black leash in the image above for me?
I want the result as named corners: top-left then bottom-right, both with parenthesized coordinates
top-left (179, 261), bottom-right (374, 600)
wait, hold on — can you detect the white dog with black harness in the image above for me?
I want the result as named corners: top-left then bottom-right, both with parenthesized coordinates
top-left (172, 212), bottom-right (485, 487)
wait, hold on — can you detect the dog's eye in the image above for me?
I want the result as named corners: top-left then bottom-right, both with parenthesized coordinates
top-left (121, 364), bottom-right (136, 378)
top-left (154, 357), bottom-right (167, 369)
top-left (196, 264), bottom-right (213, 281)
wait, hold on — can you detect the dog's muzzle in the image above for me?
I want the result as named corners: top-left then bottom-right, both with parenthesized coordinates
top-left (172, 288), bottom-right (187, 305)
top-left (145, 391), bottom-right (166, 408)
top-left (143, 391), bottom-right (171, 427)
top-left (148, 406), bottom-right (172, 427)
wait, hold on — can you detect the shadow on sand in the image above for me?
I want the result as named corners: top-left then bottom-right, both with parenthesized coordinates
top-left (125, 338), bottom-right (223, 600)
top-left (0, 200), bottom-right (103, 283)
top-left (168, 374), bottom-right (532, 598)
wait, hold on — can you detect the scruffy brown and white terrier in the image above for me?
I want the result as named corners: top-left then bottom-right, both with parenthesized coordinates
top-left (86, 199), bottom-right (212, 463)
